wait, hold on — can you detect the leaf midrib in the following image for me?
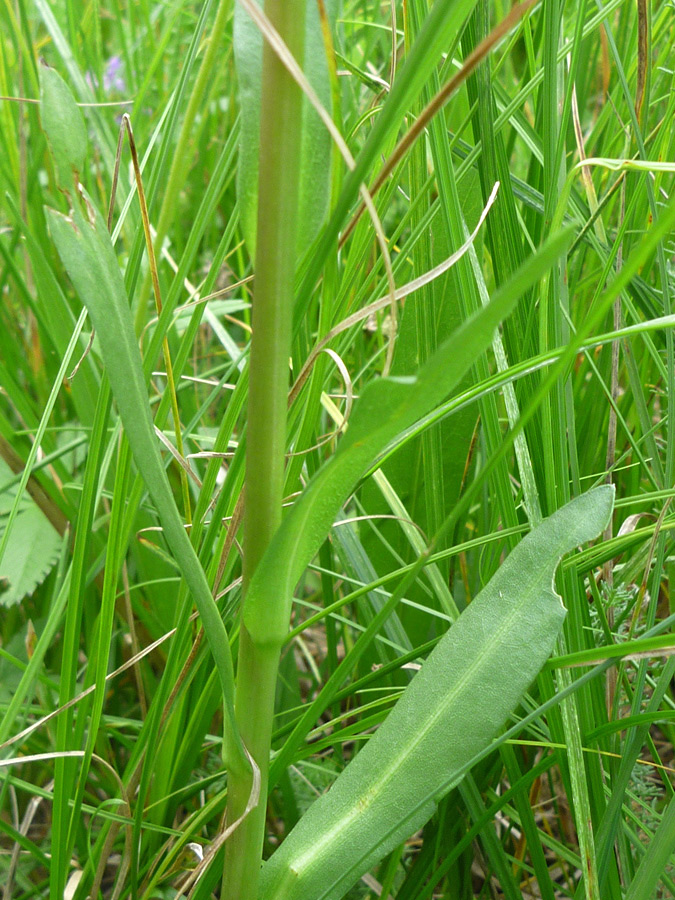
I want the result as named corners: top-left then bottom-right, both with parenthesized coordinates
top-left (287, 558), bottom-right (556, 882)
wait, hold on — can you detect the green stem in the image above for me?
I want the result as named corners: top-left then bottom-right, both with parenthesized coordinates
top-left (224, 631), bottom-right (282, 896)
top-left (223, 1), bottom-right (307, 896)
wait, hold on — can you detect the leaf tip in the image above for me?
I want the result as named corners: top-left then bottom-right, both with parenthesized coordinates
top-left (39, 62), bottom-right (88, 190)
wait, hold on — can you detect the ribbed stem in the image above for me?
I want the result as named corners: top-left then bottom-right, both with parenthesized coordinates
top-left (223, 1), bottom-right (306, 897)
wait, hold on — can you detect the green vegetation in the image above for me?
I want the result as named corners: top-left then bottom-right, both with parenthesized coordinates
top-left (1, 0), bottom-right (674, 898)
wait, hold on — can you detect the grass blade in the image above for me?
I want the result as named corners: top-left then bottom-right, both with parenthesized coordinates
top-left (46, 193), bottom-right (247, 775)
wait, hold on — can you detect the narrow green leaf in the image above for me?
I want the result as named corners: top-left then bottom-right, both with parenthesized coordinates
top-left (260, 485), bottom-right (615, 900)
top-left (244, 226), bottom-right (574, 644)
top-left (45, 191), bottom-right (247, 774)
top-left (294, 0), bottom-right (481, 321)
top-left (38, 61), bottom-right (88, 188)
top-left (625, 789), bottom-right (675, 900)
top-left (234, 0), bottom-right (336, 258)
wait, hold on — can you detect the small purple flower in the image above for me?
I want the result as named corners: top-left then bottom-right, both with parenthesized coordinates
top-left (86, 56), bottom-right (126, 95)
top-left (103, 56), bottom-right (125, 94)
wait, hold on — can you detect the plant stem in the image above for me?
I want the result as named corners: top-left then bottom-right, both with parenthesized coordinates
top-left (223, 1), bottom-right (306, 896)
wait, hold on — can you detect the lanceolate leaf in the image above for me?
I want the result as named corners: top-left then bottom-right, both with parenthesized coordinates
top-left (39, 62), bottom-right (88, 188)
top-left (234, 0), bottom-right (337, 259)
top-left (45, 191), bottom-right (247, 773)
top-left (260, 486), bottom-right (615, 900)
top-left (243, 226), bottom-right (574, 645)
